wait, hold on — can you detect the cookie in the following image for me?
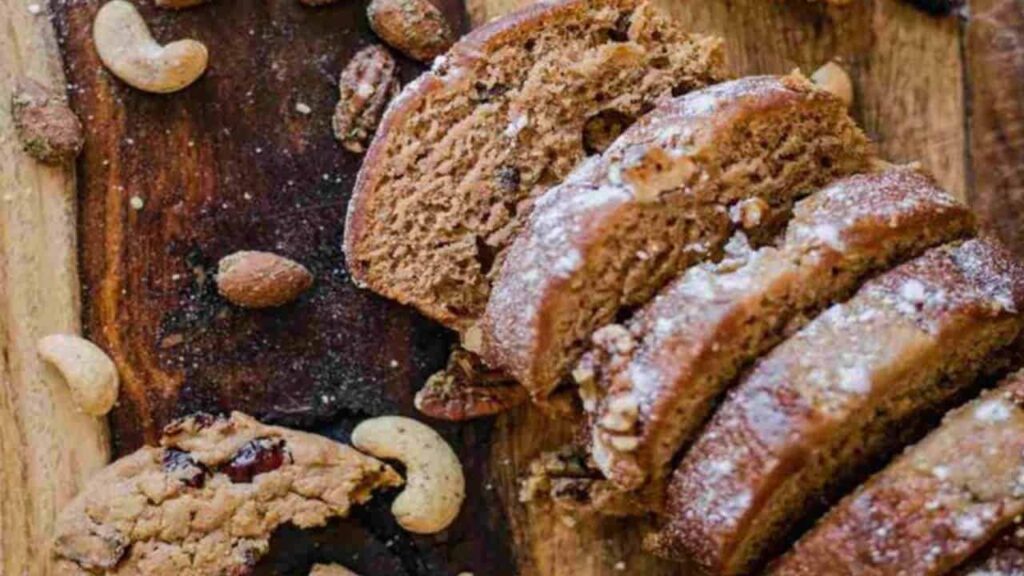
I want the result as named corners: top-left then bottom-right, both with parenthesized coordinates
top-left (52, 412), bottom-right (401, 575)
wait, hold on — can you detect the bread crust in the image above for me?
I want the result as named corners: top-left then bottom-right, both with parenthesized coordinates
top-left (345, 0), bottom-right (725, 329)
top-left (346, 0), bottom-right (637, 280)
top-left (481, 74), bottom-right (870, 402)
top-left (649, 238), bottom-right (1024, 574)
top-left (580, 167), bottom-right (975, 496)
top-left (953, 524), bottom-right (1024, 574)
top-left (771, 370), bottom-right (1024, 576)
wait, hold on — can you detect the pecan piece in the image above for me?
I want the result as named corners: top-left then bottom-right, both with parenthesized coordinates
top-left (366, 0), bottom-right (455, 62)
top-left (332, 45), bottom-right (400, 154)
top-left (11, 77), bottom-right (84, 164)
top-left (414, 348), bottom-right (527, 421)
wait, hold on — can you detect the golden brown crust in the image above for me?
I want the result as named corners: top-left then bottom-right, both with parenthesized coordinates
top-left (649, 238), bottom-right (1024, 574)
top-left (580, 167), bottom-right (975, 497)
top-left (481, 74), bottom-right (870, 402)
top-left (772, 370), bottom-right (1024, 576)
top-left (52, 412), bottom-right (400, 575)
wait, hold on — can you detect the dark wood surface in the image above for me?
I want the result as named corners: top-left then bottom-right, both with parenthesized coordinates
top-left (52, 0), bottom-right (1024, 574)
top-left (56, 1), bottom-right (516, 574)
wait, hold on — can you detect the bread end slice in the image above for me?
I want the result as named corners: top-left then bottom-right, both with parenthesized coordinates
top-left (344, 0), bottom-right (727, 330)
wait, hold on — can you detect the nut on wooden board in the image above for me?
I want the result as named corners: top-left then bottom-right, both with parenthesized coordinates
top-left (93, 0), bottom-right (209, 93)
top-left (333, 45), bottom-right (400, 154)
top-left (352, 416), bottom-right (466, 534)
top-left (11, 77), bottom-right (83, 164)
top-left (37, 334), bottom-right (120, 416)
top-left (216, 250), bottom-right (314, 308)
top-left (367, 0), bottom-right (456, 62)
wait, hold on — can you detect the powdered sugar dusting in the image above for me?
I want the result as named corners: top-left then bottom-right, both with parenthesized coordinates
top-left (975, 399), bottom-right (1013, 422)
top-left (583, 168), bottom-right (976, 492)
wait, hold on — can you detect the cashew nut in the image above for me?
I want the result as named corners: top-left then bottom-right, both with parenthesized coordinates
top-left (93, 1), bottom-right (209, 93)
top-left (811, 61), bottom-right (854, 108)
top-left (38, 334), bottom-right (120, 416)
top-left (351, 416), bottom-right (465, 534)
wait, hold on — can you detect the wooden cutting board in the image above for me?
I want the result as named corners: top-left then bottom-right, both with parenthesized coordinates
top-left (2, 0), bottom-right (1021, 574)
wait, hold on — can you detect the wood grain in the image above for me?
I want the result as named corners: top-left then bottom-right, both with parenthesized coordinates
top-left (55, 1), bottom-right (516, 574)
top-left (41, 0), bottom-right (1024, 575)
top-left (966, 0), bottom-right (1024, 253)
top-left (0, 2), bottom-right (110, 575)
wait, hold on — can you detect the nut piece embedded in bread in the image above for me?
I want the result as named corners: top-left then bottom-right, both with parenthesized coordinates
top-left (772, 369), bottom-right (1024, 576)
top-left (344, 0), bottom-right (727, 331)
top-left (648, 238), bottom-right (1024, 575)
top-left (577, 166), bottom-right (975, 503)
top-left (480, 73), bottom-right (872, 404)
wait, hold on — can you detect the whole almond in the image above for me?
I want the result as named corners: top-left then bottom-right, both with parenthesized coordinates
top-left (367, 0), bottom-right (455, 62)
top-left (11, 77), bottom-right (84, 164)
top-left (333, 45), bottom-right (400, 154)
top-left (216, 251), bottom-right (313, 308)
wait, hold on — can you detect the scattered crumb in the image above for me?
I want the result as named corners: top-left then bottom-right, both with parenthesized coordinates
top-left (129, 196), bottom-right (144, 210)
top-left (295, 102), bottom-right (312, 115)
top-left (614, 561), bottom-right (626, 571)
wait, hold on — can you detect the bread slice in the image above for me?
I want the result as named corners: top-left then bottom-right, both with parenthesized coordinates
top-left (344, 0), bottom-right (726, 330)
top-left (647, 238), bottom-right (1024, 575)
top-left (770, 369), bottom-right (1024, 576)
top-left (479, 73), bottom-right (872, 403)
top-left (577, 166), bottom-right (975, 496)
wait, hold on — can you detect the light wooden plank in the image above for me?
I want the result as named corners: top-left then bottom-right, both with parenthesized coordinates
top-left (0, 3), bottom-right (111, 575)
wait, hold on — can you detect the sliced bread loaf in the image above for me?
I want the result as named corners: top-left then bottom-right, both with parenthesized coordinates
top-left (577, 166), bottom-right (975, 496)
top-left (344, 0), bottom-right (726, 330)
top-left (480, 73), bottom-right (872, 403)
top-left (647, 238), bottom-right (1024, 575)
top-left (771, 369), bottom-right (1024, 576)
